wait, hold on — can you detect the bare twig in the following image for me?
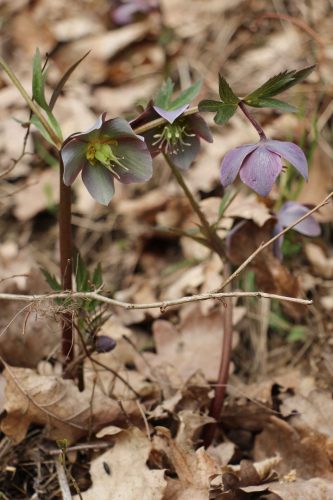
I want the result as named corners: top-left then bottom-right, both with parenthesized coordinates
top-left (217, 190), bottom-right (333, 292)
top-left (0, 289), bottom-right (312, 308)
top-left (55, 461), bottom-right (72, 500)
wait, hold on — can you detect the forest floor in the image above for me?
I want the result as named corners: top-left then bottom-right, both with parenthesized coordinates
top-left (0, 0), bottom-right (333, 498)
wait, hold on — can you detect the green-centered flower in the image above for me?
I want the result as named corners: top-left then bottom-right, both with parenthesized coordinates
top-left (61, 113), bottom-right (153, 205)
top-left (131, 102), bottom-right (212, 170)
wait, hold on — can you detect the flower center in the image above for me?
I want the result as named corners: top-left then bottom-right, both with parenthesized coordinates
top-left (85, 140), bottom-right (129, 179)
top-left (152, 122), bottom-right (195, 154)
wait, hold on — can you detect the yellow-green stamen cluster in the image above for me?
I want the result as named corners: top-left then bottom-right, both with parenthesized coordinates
top-left (152, 123), bottom-right (195, 154)
top-left (85, 141), bottom-right (129, 179)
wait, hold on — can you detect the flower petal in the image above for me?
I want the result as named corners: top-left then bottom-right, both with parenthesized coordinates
top-left (101, 117), bottom-right (141, 140)
top-left (220, 143), bottom-right (258, 187)
top-left (186, 114), bottom-right (213, 143)
top-left (167, 134), bottom-right (200, 170)
top-left (278, 202), bottom-right (321, 236)
top-left (61, 139), bottom-right (86, 185)
top-left (240, 146), bottom-right (282, 196)
top-left (153, 104), bottom-right (189, 124)
top-left (265, 140), bottom-right (308, 180)
top-left (81, 164), bottom-right (115, 205)
top-left (112, 138), bottom-right (153, 183)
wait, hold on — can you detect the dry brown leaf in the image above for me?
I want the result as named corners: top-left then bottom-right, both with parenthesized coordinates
top-left (243, 478), bottom-right (333, 499)
top-left (0, 365), bottom-right (138, 444)
top-left (305, 243), bottom-right (333, 278)
top-left (151, 304), bottom-right (236, 380)
top-left (281, 390), bottom-right (333, 440)
top-left (13, 168), bottom-right (59, 221)
top-left (154, 427), bottom-right (220, 500)
top-left (77, 427), bottom-right (167, 500)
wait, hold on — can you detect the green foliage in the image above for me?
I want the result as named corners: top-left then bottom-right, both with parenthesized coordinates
top-left (155, 79), bottom-right (202, 110)
top-left (32, 49), bottom-right (62, 141)
top-left (243, 65), bottom-right (315, 111)
top-left (199, 74), bottom-right (239, 124)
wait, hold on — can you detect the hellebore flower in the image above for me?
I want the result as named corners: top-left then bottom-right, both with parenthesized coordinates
top-left (220, 139), bottom-right (308, 196)
top-left (273, 201), bottom-right (321, 258)
top-left (61, 113), bottom-right (153, 205)
top-left (112, 0), bottom-right (159, 25)
top-left (131, 102), bottom-right (213, 170)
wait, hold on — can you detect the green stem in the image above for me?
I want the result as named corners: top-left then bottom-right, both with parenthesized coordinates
top-left (0, 57), bottom-right (62, 149)
top-left (164, 154), bottom-right (233, 446)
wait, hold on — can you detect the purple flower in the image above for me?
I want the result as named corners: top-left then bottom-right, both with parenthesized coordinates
top-left (273, 201), bottom-right (321, 258)
top-left (112, 0), bottom-right (159, 25)
top-left (131, 102), bottom-right (213, 170)
top-left (220, 139), bottom-right (308, 196)
top-left (61, 113), bottom-right (152, 206)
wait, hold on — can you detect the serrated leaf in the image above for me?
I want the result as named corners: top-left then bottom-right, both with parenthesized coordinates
top-left (155, 78), bottom-right (174, 108)
top-left (169, 80), bottom-right (202, 110)
top-left (75, 254), bottom-right (90, 292)
top-left (244, 97), bottom-right (297, 112)
top-left (214, 103), bottom-right (238, 124)
top-left (92, 263), bottom-right (103, 288)
top-left (49, 51), bottom-right (90, 111)
top-left (245, 65), bottom-right (315, 102)
top-left (198, 99), bottom-right (222, 112)
top-left (32, 48), bottom-right (49, 110)
top-left (41, 268), bottom-right (61, 291)
top-left (218, 74), bottom-right (239, 104)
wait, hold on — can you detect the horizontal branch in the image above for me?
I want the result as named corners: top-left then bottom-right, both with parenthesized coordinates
top-left (217, 190), bottom-right (333, 292)
top-left (0, 290), bottom-right (312, 311)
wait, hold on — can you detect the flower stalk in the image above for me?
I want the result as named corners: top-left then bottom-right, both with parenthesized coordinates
top-left (164, 153), bottom-right (233, 447)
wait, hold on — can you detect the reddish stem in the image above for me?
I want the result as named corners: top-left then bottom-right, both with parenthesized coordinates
top-left (239, 101), bottom-right (267, 140)
top-left (59, 158), bottom-right (74, 367)
top-left (203, 277), bottom-right (233, 447)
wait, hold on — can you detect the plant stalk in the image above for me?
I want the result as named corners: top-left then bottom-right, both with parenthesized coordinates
top-left (59, 158), bottom-right (74, 366)
top-left (239, 101), bottom-right (267, 140)
top-left (164, 154), bottom-right (233, 446)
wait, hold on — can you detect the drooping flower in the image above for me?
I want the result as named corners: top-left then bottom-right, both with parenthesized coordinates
top-left (273, 201), bottom-right (321, 258)
top-left (112, 0), bottom-right (159, 25)
top-left (61, 113), bottom-right (153, 205)
top-left (131, 102), bottom-right (213, 170)
top-left (220, 139), bottom-right (308, 196)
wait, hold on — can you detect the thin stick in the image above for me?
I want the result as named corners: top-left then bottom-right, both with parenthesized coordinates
top-left (55, 461), bottom-right (72, 500)
top-left (0, 58), bottom-right (61, 148)
top-left (0, 289), bottom-right (312, 309)
top-left (217, 190), bottom-right (333, 292)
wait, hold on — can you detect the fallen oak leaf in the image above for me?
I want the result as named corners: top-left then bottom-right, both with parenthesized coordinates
top-left (0, 363), bottom-right (138, 444)
top-left (76, 426), bottom-right (167, 500)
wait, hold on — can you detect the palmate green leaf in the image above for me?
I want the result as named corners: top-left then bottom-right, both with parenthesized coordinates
top-left (169, 80), bottom-right (202, 110)
top-left (92, 263), bottom-right (103, 288)
top-left (198, 99), bottom-right (221, 112)
top-left (244, 97), bottom-right (297, 113)
top-left (41, 268), bottom-right (61, 291)
top-left (32, 48), bottom-right (49, 110)
top-left (245, 65), bottom-right (315, 103)
top-left (218, 74), bottom-right (239, 104)
top-left (75, 253), bottom-right (90, 292)
top-left (155, 78), bottom-right (174, 108)
top-left (214, 103), bottom-right (238, 124)
top-left (199, 99), bottom-right (237, 125)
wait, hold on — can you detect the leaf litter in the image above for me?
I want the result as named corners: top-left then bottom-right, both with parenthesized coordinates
top-left (0, 0), bottom-right (332, 498)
